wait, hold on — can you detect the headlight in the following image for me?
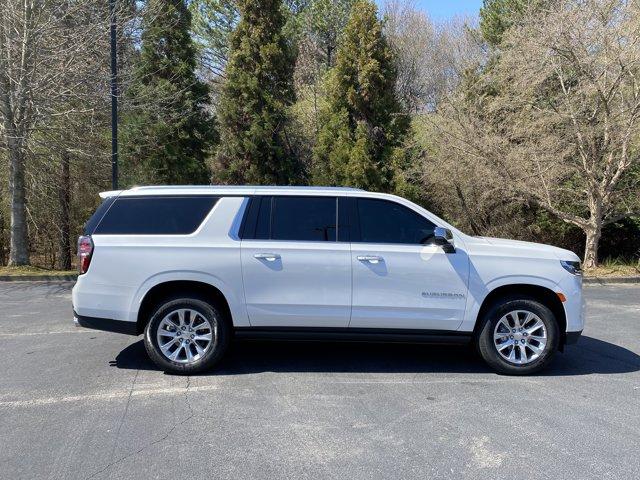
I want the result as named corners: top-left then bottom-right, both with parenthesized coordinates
top-left (560, 260), bottom-right (582, 275)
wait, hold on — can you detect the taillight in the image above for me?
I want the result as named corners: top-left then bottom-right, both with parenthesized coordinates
top-left (77, 236), bottom-right (94, 274)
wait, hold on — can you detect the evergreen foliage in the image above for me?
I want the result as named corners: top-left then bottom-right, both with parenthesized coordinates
top-left (212, 0), bottom-right (299, 184)
top-left (312, 0), bottom-right (408, 192)
top-left (480, 0), bottom-right (547, 47)
top-left (122, 0), bottom-right (215, 185)
top-left (190, 0), bottom-right (239, 80)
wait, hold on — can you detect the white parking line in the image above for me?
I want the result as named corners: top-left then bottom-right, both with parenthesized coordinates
top-left (0, 376), bottom-right (537, 409)
top-left (0, 384), bottom-right (220, 408)
top-left (0, 330), bottom-right (98, 338)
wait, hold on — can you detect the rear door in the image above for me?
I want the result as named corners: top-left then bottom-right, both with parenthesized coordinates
top-left (240, 195), bottom-right (351, 327)
top-left (349, 197), bottom-right (469, 330)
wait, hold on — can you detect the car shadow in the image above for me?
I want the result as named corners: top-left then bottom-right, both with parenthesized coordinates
top-left (111, 335), bottom-right (640, 376)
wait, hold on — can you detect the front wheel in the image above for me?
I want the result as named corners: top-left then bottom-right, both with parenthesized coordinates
top-left (144, 297), bottom-right (230, 374)
top-left (477, 297), bottom-right (559, 375)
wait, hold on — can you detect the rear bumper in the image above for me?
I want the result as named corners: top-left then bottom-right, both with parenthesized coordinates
top-left (72, 276), bottom-right (135, 323)
top-left (565, 330), bottom-right (583, 345)
top-left (74, 311), bottom-right (138, 336)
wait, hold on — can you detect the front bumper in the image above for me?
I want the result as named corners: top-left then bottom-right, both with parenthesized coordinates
top-left (557, 273), bottom-right (585, 333)
top-left (74, 311), bottom-right (138, 336)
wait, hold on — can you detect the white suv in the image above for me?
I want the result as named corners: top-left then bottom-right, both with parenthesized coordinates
top-left (72, 186), bottom-right (584, 375)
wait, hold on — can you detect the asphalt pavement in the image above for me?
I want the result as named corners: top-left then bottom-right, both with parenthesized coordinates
top-left (0, 282), bottom-right (638, 479)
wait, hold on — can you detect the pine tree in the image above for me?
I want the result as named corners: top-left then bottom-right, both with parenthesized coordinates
top-left (189, 0), bottom-right (238, 81)
top-left (212, 0), bottom-right (299, 185)
top-left (480, 0), bottom-right (549, 47)
top-left (122, 0), bottom-right (215, 185)
top-left (312, 0), bottom-right (408, 191)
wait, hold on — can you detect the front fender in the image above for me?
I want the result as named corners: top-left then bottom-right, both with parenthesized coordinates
top-left (460, 274), bottom-right (560, 332)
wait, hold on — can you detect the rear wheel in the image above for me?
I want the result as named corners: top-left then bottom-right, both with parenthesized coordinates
top-left (144, 296), bottom-right (230, 374)
top-left (477, 297), bottom-right (559, 375)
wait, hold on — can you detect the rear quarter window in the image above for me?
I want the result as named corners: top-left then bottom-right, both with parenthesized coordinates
top-left (83, 196), bottom-right (117, 235)
top-left (92, 196), bottom-right (218, 235)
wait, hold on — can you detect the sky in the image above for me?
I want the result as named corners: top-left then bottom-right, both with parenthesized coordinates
top-left (416, 0), bottom-right (483, 21)
top-left (377, 0), bottom-right (484, 21)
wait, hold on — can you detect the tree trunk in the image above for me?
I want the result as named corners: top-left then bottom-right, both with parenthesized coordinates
top-left (583, 223), bottom-right (602, 269)
top-left (0, 210), bottom-right (6, 265)
top-left (57, 150), bottom-right (72, 270)
top-left (8, 139), bottom-right (29, 266)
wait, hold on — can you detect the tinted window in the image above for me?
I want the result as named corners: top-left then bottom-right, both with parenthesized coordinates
top-left (94, 196), bottom-right (218, 235)
top-left (239, 196), bottom-right (261, 239)
top-left (84, 196), bottom-right (116, 235)
top-left (337, 197), bottom-right (351, 242)
top-left (356, 198), bottom-right (435, 244)
top-left (271, 196), bottom-right (337, 241)
top-left (255, 197), bottom-right (271, 240)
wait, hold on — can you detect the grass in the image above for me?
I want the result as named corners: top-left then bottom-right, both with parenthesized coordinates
top-left (0, 266), bottom-right (77, 277)
top-left (583, 258), bottom-right (640, 277)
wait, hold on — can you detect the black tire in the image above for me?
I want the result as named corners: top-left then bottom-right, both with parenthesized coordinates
top-left (144, 296), bottom-right (230, 374)
top-left (477, 296), bottom-right (559, 375)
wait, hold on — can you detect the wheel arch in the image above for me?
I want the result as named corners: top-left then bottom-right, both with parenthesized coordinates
top-left (472, 284), bottom-right (567, 346)
top-left (135, 280), bottom-right (233, 335)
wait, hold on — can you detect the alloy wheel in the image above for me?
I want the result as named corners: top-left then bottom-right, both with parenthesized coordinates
top-left (156, 308), bottom-right (216, 364)
top-left (493, 310), bottom-right (547, 365)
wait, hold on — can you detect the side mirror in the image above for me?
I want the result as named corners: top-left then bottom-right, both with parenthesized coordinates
top-left (433, 227), bottom-right (455, 253)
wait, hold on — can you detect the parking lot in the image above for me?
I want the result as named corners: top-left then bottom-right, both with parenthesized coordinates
top-left (0, 282), bottom-right (638, 479)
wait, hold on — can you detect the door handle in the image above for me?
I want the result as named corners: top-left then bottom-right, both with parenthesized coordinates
top-left (254, 253), bottom-right (280, 261)
top-left (357, 255), bottom-right (383, 264)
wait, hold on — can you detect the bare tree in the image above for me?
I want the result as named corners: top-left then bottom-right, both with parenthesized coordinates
top-left (0, 0), bottom-right (133, 266)
top-left (433, 0), bottom-right (640, 267)
top-left (189, 0), bottom-right (238, 87)
top-left (0, 0), bottom-right (38, 265)
top-left (383, 0), bottom-right (484, 112)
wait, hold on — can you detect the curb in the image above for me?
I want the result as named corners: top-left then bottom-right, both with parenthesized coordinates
top-left (0, 275), bottom-right (77, 282)
top-left (583, 276), bottom-right (640, 285)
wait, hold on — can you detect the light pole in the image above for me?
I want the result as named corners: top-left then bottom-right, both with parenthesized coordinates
top-left (109, 0), bottom-right (118, 190)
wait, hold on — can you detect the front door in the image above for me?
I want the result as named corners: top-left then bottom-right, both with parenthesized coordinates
top-left (241, 195), bottom-right (351, 328)
top-left (349, 198), bottom-right (469, 330)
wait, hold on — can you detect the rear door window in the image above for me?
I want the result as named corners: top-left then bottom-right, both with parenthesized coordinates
top-left (92, 196), bottom-right (218, 235)
top-left (272, 196), bottom-right (337, 241)
top-left (242, 196), bottom-right (338, 242)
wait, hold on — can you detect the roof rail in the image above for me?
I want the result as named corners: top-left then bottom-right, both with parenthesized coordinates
top-left (98, 190), bottom-right (123, 199)
top-left (129, 185), bottom-right (364, 191)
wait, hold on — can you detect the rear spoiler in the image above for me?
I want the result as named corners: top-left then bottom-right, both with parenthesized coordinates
top-left (99, 190), bottom-right (123, 199)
